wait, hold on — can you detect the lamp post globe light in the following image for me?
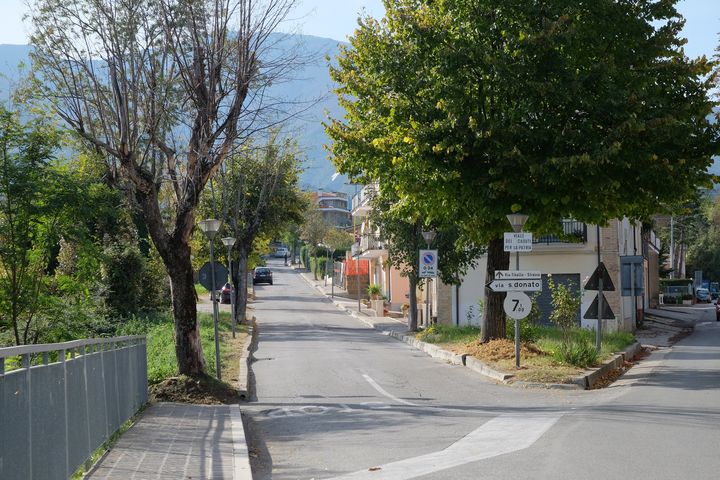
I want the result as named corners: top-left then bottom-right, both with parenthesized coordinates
top-left (421, 229), bottom-right (436, 328)
top-left (421, 229), bottom-right (436, 249)
top-left (198, 218), bottom-right (222, 380)
top-left (221, 236), bottom-right (237, 338)
top-left (506, 213), bottom-right (529, 233)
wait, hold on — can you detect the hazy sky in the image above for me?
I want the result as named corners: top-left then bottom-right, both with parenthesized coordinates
top-left (0, 0), bottom-right (717, 59)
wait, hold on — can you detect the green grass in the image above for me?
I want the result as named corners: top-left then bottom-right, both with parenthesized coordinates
top-left (117, 311), bottom-right (239, 383)
top-left (416, 324), bottom-right (481, 344)
top-left (533, 327), bottom-right (635, 359)
top-left (195, 283), bottom-right (209, 296)
top-left (417, 324), bottom-right (635, 363)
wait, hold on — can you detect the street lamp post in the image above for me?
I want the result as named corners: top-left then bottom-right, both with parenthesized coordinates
top-left (422, 229), bottom-right (437, 328)
top-left (198, 218), bottom-right (222, 380)
top-left (221, 236), bottom-right (237, 338)
top-left (506, 213), bottom-right (529, 369)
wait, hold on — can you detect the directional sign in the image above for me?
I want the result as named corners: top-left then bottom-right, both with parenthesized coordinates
top-left (487, 279), bottom-right (542, 292)
top-left (495, 270), bottom-right (541, 280)
top-left (504, 232), bottom-right (533, 252)
top-left (419, 249), bottom-right (438, 278)
top-left (504, 292), bottom-right (532, 320)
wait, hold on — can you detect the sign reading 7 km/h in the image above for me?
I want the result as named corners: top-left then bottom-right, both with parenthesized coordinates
top-left (504, 292), bottom-right (532, 319)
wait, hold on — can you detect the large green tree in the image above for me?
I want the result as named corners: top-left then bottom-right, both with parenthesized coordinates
top-left (327, 0), bottom-right (718, 340)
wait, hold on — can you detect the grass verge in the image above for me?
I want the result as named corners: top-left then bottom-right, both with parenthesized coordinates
top-left (417, 324), bottom-right (635, 384)
top-left (117, 310), bottom-right (248, 402)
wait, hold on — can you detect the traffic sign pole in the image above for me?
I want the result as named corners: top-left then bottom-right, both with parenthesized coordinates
top-left (597, 277), bottom-right (603, 353)
top-left (514, 250), bottom-right (520, 367)
top-left (209, 241), bottom-right (221, 380)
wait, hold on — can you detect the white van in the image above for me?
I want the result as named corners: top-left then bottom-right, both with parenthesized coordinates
top-left (274, 247), bottom-right (289, 258)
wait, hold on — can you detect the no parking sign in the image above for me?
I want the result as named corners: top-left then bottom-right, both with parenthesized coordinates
top-left (419, 249), bottom-right (438, 278)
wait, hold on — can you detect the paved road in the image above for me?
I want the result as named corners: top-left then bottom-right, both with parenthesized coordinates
top-left (243, 260), bottom-right (720, 479)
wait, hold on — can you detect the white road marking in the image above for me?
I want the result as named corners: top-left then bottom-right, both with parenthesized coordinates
top-left (328, 413), bottom-right (562, 480)
top-left (363, 374), bottom-right (419, 407)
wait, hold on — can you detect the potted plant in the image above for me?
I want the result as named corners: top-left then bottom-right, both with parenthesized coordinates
top-left (367, 284), bottom-right (384, 317)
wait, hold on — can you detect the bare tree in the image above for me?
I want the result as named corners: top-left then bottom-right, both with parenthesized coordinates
top-left (30, 0), bottom-right (298, 375)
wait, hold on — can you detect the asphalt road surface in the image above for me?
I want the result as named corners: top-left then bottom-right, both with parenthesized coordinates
top-left (243, 260), bottom-right (720, 479)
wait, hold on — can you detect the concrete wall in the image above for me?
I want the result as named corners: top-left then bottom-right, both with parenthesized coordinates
top-left (388, 264), bottom-right (410, 308)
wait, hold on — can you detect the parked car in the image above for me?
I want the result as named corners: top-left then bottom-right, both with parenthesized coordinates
top-left (209, 282), bottom-right (233, 303)
top-left (253, 267), bottom-right (273, 285)
top-left (695, 287), bottom-right (711, 303)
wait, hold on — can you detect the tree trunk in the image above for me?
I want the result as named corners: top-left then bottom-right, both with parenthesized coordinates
top-left (408, 275), bottom-right (419, 331)
top-left (481, 236), bottom-right (510, 342)
top-left (165, 241), bottom-right (207, 375)
top-left (235, 247), bottom-right (250, 324)
top-left (312, 251), bottom-right (318, 280)
top-left (136, 190), bottom-right (206, 376)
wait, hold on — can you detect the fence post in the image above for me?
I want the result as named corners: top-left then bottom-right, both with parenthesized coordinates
top-left (22, 354), bottom-right (32, 480)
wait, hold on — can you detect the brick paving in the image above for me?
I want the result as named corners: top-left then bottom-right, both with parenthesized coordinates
top-left (87, 403), bottom-right (242, 480)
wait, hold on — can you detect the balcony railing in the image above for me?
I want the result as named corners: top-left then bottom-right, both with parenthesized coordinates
top-left (533, 220), bottom-right (587, 245)
top-left (351, 184), bottom-right (378, 212)
top-left (360, 233), bottom-right (386, 252)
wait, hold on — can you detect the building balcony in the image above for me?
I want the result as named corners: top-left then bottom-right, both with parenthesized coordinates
top-left (351, 184), bottom-right (378, 216)
top-left (533, 220), bottom-right (587, 245)
top-left (359, 233), bottom-right (388, 258)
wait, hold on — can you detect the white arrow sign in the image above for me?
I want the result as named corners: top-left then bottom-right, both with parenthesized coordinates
top-left (494, 270), bottom-right (541, 280)
top-left (488, 279), bottom-right (542, 292)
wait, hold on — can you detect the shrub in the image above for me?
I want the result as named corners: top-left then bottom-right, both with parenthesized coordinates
top-left (552, 340), bottom-right (598, 368)
top-left (505, 317), bottom-right (541, 343)
top-left (548, 277), bottom-right (582, 342)
top-left (367, 283), bottom-right (382, 299)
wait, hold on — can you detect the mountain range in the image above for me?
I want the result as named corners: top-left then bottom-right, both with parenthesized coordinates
top-left (1, 37), bottom-right (718, 192)
top-left (0, 34), bottom-right (350, 193)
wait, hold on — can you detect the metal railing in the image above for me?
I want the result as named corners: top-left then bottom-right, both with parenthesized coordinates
top-left (351, 184), bottom-right (378, 212)
top-left (0, 336), bottom-right (147, 480)
top-left (360, 233), bottom-right (386, 252)
top-left (533, 220), bottom-right (587, 245)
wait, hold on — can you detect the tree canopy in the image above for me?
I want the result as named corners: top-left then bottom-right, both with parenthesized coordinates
top-left (327, 0), bottom-right (719, 339)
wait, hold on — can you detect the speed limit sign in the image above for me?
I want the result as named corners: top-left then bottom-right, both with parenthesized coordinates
top-left (503, 291), bottom-right (532, 320)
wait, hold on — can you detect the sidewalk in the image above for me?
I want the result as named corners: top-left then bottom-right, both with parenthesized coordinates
top-left (85, 402), bottom-right (251, 480)
top-left (293, 266), bottom-right (411, 335)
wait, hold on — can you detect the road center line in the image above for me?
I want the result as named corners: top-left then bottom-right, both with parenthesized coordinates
top-left (329, 413), bottom-right (562, 480)
top-left (362, 374), bottom-right (419, 407)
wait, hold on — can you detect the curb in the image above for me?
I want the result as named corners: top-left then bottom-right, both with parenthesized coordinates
top-left (568, 341), bottom-right (643, 389)
top-left (230, 405), bottom-right (253, 479)
top-left (301, 269), bottom-right (644, 391)
top-left (339, 293), bottom-right (643, 390)
top-left (237, 316), bottom-right (257, 399)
